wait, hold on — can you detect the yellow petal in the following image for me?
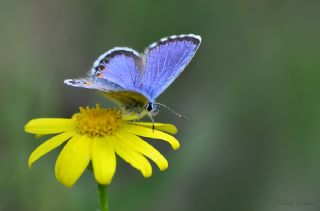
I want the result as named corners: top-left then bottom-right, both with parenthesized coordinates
top-left (117, 129), bottom-right (168, 171)
top-left (131, 122), bottom-right (177, 134)
top-left (91, 137), bottom-right (116, 185)
top-left (55, 135), bottom-right (91, 187)
top-left (28, 130), bottom-right (76, 168)
top-left (25, 118), bottom-right (76, 135)
top-left (110, 135), bottom-right (152, 178)
top-left (122, 124), bottom-right (180, 150)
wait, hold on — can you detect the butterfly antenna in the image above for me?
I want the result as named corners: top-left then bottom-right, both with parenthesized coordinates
top-left (156, 102), bottom-right (188, 119)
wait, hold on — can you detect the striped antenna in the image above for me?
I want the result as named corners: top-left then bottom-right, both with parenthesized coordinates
top-left (155, 102), bottom-right (188, 119)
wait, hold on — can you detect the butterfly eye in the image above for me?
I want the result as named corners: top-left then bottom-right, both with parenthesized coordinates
top-left (146, 102), bottom-right (153, 112)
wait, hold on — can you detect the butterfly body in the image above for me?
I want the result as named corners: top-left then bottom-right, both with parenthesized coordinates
top-left (65, 34), bottom-right (201, 120)
top-left (102, 91), bottom-right (149, 121)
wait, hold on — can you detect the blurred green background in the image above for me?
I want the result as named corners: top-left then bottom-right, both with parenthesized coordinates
top-left (1, 0), bottom-right (320, 210)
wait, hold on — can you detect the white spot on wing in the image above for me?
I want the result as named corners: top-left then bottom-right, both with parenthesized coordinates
top-left (149, 42), bottom-right (158, 48)
top-left (169, 35), bottom-right (177, 39)
top-left (64, 79), bottom-right (72, 85)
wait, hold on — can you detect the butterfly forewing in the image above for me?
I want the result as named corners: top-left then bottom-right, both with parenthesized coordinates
top-left (91, 47), bottom-right (144, 91)
top-left (141, 34), bottom-right (201, 99)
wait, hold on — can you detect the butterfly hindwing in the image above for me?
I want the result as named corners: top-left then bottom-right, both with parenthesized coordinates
top-left (103, 91), bottom-right (148, 107)
top-left (64, 78), bottom-right (123, 91)
top-left (65, 78), bottom-right (148, 107)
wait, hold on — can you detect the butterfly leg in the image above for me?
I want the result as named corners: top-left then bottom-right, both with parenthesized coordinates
top-left (151, 115), bottom-right (155, 132)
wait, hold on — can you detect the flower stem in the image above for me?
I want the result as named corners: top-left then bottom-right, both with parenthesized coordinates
top-left (98, 183), bottom-right (109, 211)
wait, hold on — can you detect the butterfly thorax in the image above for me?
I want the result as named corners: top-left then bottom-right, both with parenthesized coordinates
top-left (121, 103), bottom-right (147, 121)
top-left (121, 101), bottom-right (160, 121)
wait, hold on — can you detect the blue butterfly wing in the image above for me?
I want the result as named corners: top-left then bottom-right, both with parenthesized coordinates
top-left (90, 47), bottom-right (144, 91)
top-left (64, 78), bottom-right (123, 92)
top-left (64, 48), bottom-right (149, 105)
top-left (141, 34), bottom-right (201, 100)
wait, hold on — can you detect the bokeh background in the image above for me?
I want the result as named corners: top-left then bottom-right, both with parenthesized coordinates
top-left (1, 0), bottom-right (320, 210)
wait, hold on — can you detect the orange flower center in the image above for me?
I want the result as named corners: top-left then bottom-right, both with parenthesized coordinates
top-left (73, 105), bottom-right (121, 137)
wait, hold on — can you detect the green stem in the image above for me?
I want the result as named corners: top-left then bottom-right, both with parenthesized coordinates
top-left (98, 183), bottom-right (109, 211)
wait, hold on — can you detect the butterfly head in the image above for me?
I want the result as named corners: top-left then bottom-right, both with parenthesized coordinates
top-left (146, 102), bottom-right (160, 117)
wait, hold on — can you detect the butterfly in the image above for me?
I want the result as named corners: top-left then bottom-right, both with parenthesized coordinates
top-left (64, 34), bottom-right (201, 122)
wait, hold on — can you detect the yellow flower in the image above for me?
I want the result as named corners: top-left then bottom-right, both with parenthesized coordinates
top-left (25, 105), bottom-right (179, 187)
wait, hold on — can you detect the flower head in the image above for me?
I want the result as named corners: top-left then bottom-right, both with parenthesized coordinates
top-left (25, 105), bottom-right (179, 187)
